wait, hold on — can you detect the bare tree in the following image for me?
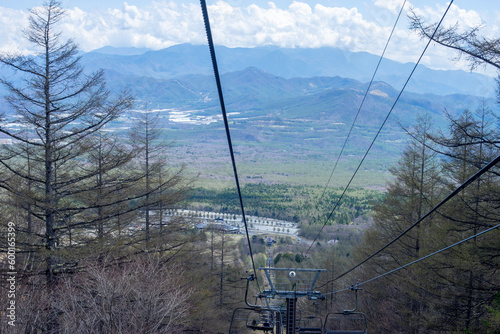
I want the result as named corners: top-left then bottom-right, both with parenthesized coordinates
top-left (409, 9), bottom-right (500, 71)
top-left (60, 255), bottom-right (193, 333)
top-left (409, 9), bottom-right (500, 102)
top-left (1, 255), bottom-right (193, 333)
top-left (0, 0), bottom-right (133, 284)
top-left (129, 107), bottom-right (189, 244)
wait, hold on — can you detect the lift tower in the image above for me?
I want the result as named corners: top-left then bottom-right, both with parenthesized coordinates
top-left (259, 268), bottom-right (325, 334)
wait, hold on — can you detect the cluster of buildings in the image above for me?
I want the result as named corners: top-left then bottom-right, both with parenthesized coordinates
top-left (164, 209), bottom-right (298, 236)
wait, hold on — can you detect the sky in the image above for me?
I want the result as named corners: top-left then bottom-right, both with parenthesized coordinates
top-left (1, 1), bottom-right (499, 75)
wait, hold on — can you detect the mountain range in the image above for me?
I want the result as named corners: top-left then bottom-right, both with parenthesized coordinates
top-left (81, 43), bottom-right (497, 139)
top-left (86, 45), bottom-right (497, 182)
top-left (2, 44), bottom-right (497, 187)
top-left (83, 44), bottom-right (496, 98)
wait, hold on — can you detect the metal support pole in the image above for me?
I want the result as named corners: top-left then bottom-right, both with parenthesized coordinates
top-left (286, 297), bottom-right (296, 334)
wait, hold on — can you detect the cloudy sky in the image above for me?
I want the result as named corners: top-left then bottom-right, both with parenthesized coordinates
top-left (1, 1), bottom-right (499, 75)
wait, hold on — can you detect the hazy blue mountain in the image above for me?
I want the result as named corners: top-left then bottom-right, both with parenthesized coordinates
top-left (102, 66), bottom-right (360, 108)
top-left (103, 66), bottom-right (495, 136)
top-left (90, 46), bottom-right (152, 56)
top-left (81, 44), bottom-right (496, 97)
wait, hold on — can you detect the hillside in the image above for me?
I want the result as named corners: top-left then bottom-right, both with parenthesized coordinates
top-left (101, 66), bottom-right (497, 188)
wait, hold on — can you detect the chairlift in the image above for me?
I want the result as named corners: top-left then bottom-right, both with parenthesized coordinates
top-left (323, 284), bottom-right (367, 334)
top-left (323, 312), bottom-right (367, 334)
top-left (229, 307), bottom-right (283, 334)
top-left (247, 309), bottom-right (274, 332)
top-left (228, 274), bottom-right (283, 334)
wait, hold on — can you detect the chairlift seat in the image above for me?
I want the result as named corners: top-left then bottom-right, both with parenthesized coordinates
top-left (247, 323), bottom-right (273, 331)
top-left (297, 326), bottom-right (323, 333)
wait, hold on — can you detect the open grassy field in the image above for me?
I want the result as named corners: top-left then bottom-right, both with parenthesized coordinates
top-left (165, 124), bottom-right (398, 191)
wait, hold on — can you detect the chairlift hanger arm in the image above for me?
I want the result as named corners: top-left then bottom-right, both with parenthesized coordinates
top-left (242, 274), bottom-right (261, 308)
top-left (343, 284), bottom-right (362, 314)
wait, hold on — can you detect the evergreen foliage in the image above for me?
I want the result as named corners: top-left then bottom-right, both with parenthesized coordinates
top-left (356, 109), bottom-right (499, 333)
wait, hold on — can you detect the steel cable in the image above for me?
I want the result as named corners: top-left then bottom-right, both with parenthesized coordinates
top-left (200, 0), bottom-right (261, 291)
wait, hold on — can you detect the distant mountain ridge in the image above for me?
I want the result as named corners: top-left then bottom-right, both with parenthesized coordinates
top-left (83, 43), bottom-right (496, 98)
top-left (103, 66), bottom-right (492, 127)
top-left (90, 46), bottom-right (152, 56)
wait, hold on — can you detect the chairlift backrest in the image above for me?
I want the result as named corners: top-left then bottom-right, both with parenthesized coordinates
top-left (323, 312), bottom-right (367, 334)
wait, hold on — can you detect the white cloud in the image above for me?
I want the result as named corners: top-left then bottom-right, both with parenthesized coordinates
top-left (0, 8), bottom-right (30, 55)
top-left (374, 0), bottom-right (409, 14)
top-left (412, 3), bottom-right (482, 29)
top-left (204, 2), bottom-right (388, 50)
top-left (0, 1), bottom-right (497, 73)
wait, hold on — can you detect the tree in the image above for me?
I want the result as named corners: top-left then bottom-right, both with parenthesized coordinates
top-left (409, 9), bottom-right (500, 101)
top-left (357, 114), bottom-right (443, 333)
top-left (0, 0), bottom-right (133, 283)
top-left (1, 254), bottom-right (194, 333)
top-left (57, 255), bottom-right (193, 333)
top-left (410, 11), bottom-right (500, 70)
top-left (80, 131), bottom-right (133, 240)
top-left (425, 107), bottom-right (500, 332)
top-left (130, 108), bottom-right (163, 240)
top-left (129, 107), bottom-right (192, 248)
top-left (405, 12), bottom-right (500, 331)
top-left (357, 107), bottom-right (499, 333)
top-left (0, 3), bottom-right (213, 332)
